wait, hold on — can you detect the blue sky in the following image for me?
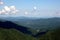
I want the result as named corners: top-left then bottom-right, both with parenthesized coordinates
top-left (3, 0), bottom-right (60, 9)
top-left (0, 0), bottom-right (60, 18)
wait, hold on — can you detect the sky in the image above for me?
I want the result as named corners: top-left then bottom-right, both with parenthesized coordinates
top-left (0, 0), bottom-right (60, 18)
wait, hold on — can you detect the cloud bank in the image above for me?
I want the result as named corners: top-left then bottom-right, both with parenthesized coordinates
top-left (0, 6), bottom-right (19, 15)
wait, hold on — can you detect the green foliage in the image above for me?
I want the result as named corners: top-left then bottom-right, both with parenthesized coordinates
top-left (38, 28), bottom-right (60, 40)
top-left (0, 28), bottom-right (36, 40)
top-left (0, 28), bottom-right (60, 40)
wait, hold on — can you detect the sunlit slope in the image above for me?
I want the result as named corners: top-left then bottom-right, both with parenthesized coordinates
top-left (0, 27), bottom-right (60, 40)
top-left (0, 28), bottom-right (36, 40)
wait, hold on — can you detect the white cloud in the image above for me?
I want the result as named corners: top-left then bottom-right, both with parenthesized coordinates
top-left (24, 11), bottom-right (28, 15)
top-left (0, 2), bottom-right (4, 5)
top-left (10, 6), bottom-right (19, 14)
top-left (0, 5), bottom-right (19, 15)
top-left (1, 9), bottom-right (6, 13)
top-left (12, 10), bottom-right (19, 14)
top-left (0, 11), bottom-right (2, 14)
top-left (10, 6), bottom-right (16, 11)
top-left (4, 6), bottom-right (10, 12)
top-left (33, 6), bottom-right (37, 10)
top-left (0, 9), bottom-right (6, 15)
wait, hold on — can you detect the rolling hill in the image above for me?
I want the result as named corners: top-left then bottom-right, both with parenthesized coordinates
top-left (0, 17), bottom-right (60, 40)
top-left (0, 17), bottom-right (60, 32)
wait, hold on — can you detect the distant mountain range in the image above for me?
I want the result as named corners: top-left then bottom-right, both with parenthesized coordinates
top-left (0, 17), bottom-right (60, 31)
top-left (0, 17), bottom-right (60, 37)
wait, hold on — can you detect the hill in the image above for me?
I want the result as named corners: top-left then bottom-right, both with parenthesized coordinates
top-left (0, 18), bottom-right (60, 40)
top-left (10, 17), bottom-right (60, 30)
top-left (0, 27), bottom-right (60, 40)
top-left (38, 28), bottom-right (60, 40)
top-left (0, 28), bottom-right (36, 40)
top-left (0, 17), bottom-right (60, 34)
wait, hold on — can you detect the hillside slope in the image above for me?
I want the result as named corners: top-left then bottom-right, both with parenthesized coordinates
top-left (0, 28), bottom-right (36, 40)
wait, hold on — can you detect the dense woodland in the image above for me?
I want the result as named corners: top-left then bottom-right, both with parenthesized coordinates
top-left (0, 28), bottom-right (60, 40)
top-left (0, 17), bottom-right (60, 40)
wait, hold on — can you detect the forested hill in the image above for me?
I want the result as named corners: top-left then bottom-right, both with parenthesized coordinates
top-left (0, 21), bottom-right (32, 35)
top-left (0, 21), bottom-right (47, 37)
top-left (0, 18), bottom-right (60, 40)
